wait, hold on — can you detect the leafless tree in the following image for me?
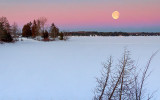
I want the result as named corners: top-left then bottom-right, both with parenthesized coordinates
top-left (38, 17), bottom-right (47, 33)
top-left (94, 56), bottom-right (112, 100)
top-left (108, 50), bottom-right (135, 100)
top-left (136, 51), bottom-right (158, 100)
top-left (36, 19), bottom-right (41, 36)
top-left (94, 50), bottom-right (158, 100)
top-left (11, 22), bottom-right (19, 40)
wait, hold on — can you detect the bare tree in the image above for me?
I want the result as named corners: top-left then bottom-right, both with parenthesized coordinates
top-left (94, 56), bottom-right (112, 100)
top-left (136, 51), bottom-right (158, 100)
top-left (38, 17), bottom-right (47, 33)
top-left (108, 50), bottom-right (135, 100)
top-left (11, 22), bottom-right (19, 40)
top-left (94, 50), bottom-right (158, 100)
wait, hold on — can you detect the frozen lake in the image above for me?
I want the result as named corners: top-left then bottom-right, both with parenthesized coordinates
top-left (0, 36), bottom-right (160, 100)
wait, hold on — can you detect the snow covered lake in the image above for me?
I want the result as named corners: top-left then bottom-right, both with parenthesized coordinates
top-left (0, 36), bottom-right (160, 100)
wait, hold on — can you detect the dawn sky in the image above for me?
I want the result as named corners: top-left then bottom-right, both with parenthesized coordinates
top-left (1, 0), bottom-right (160, 32)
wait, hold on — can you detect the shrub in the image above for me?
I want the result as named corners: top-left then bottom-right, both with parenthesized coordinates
top-left (42, 30), bottom-right (49, 40)
top-left (0, 32), bottom-right (13, 42)
top-left (59, 32), bottom-right (64, 40)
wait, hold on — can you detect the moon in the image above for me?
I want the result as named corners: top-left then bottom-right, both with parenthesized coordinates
top-left (112, 11), bottom-right (120, 20)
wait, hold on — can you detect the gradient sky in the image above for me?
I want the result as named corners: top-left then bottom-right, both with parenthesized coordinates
top-left (1, 0), bottom-right (160, 32)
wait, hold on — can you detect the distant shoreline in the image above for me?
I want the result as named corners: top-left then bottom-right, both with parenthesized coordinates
top-left (62, 32), bottom-right (160, 36)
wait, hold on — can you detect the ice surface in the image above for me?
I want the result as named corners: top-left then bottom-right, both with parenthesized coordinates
top-left (0, 36), bottom-right (160, 100)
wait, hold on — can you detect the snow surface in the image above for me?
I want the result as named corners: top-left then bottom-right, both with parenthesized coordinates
top-left (0, 36), bottom-right (160, 100)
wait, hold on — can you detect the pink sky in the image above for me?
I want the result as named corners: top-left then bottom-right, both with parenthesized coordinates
top-left (1, 0), bottom-right (160, 32)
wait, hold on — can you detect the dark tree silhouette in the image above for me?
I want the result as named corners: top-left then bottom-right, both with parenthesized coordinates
top-left (22, 22), bottom-right (32, 37)
top-left (49, 23), bottom-right (59, 38)
top-left (59, 32), bottom-right (64, 40)
top-left (32, 20), bottom-right (39, 38)
top-left (0, 16), bottom-right (13, 42)
top-left (42, 30), bottom-right (49, 39)
top-left (0, 16), bottom-right (10, 33)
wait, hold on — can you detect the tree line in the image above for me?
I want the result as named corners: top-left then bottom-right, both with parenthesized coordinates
top-left (22, 17), bottom-right (60, 40)
top-left (22, 17), bottom-right (67, 41)
top-left (0, 16), bottom-right (67, 43)
top-left (64, 32), bottom-right (160, 36)
top-left (1, 16), bottom-right (160, 43)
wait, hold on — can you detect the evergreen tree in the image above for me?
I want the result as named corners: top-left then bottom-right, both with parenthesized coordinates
top-left (0, 16), bottom-right (10, 33)
top-left (0, 17), bottom-right (13, 42)
top-left (50, 23), bottom-right (59, 38)
top-left (32, 20), bottom-right (38, 38)
top-left (22, 22), bottom-right (32, 37)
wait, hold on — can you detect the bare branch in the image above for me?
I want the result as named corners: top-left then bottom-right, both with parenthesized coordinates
top-left (138, 51), bottom-right (158, 100)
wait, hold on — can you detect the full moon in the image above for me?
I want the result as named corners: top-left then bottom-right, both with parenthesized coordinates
top-left (112, 11), bottom-right (120, 20)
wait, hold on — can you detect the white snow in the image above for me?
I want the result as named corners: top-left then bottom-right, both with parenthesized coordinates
top-left (0, 36), bottom-right (160, 100)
